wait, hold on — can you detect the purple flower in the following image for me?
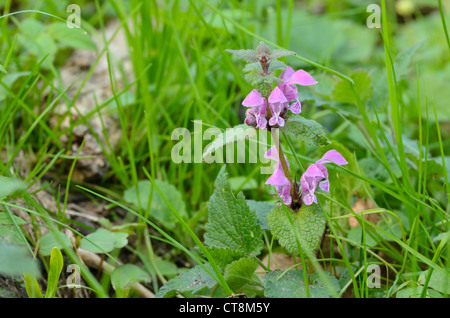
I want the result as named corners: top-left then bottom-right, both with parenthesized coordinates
top-left (268, 86), bottom-right (288, 127)
top-left (242, 89), bottom-right (268, 129)
top-left (265, 146), bottom-right (292, 205)
top-left (278, 66), bottom-right (317, 115)
top-left (300, 150), bottom-right (348, 205)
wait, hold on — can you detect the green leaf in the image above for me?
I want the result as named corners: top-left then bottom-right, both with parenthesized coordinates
top-left (347, 225), bottom-right (378, 248)
top-left (24, 274), bottom-right (43, 298)
top-left (267, 204), bottom-right (326, 255)
top-left (282, 114), bottom-right (330, 147)
top-left (243, 62), bottom-right (262, 73)
top-left (268, 60), bottom-right (288, 72)
top-left (156, 265), bottom-right (217, 298)
top-left (124, 179), bottom-right (186, 230)
top-left (111, 264), bottom-right (150, 297)
top-left (256, 41), bottom-right (271, 57)
top-left (225, 257), bottom-right (258, 292)
top-left (0, 177), bottom-right (25, 200)
top-left (228, 177), bottom-right (258, 191)
top-left (225, 49), bottom-right (259, 63)
top-left (396, 285), bottom-right (443, 298)
top-left (45, 247), bottom-right (64, 298)
top-left (39, 232), bottom-right (72, 257)
top-left (269, 49), bottom-right (296, 59)
top-left (0, 213), bottom-right (26, 225)
top-left (394, 40), bottom-right (426, 81)
top-left (263, 270), bottom-right (339, 298)
top-left (79, 229), bottom-right (128, 254)
top-left (0, 64), bottom-right (7, 74)
top-left (205, 247), bottom-right (246, 268)
top-left (246, 200), bottom-right (274, 231)
top-left (47, 22), bottom-right (97, 51)
top-left (332, 70), bottom-right (372, 105)
top-left (0, 213), bottom-right (27, 245)
top-left (204, 166), bottom-right (263, 257)
top-left (418, 269), bottom-right (450, 294)
top-left (0, 243), bottom-right (40, 277)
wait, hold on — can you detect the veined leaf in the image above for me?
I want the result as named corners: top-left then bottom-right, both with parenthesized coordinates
top-left (267, 204), bottom-right (326, 255)
top-left (282, 115), bottom-right (330, 147)
top-left (264, 270), bottom-right (339, 298)
top-left (156, 264), bottom-right (217, 298)
top-left (225, 49), bottom-right (259, 63)
top-left (225, 257), bottom-right (258, 292)
top-left (204, 166), bottom-right (263, 257)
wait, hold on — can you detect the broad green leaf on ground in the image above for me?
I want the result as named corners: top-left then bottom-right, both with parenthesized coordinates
top-left (0, 177), bottom-right (25, 200)
top-left (332, 70), bottom-right (372, 105)
top-left (46, 22), bottom-right (97, 51)
top-left (282, 115), bottom-right (330, 147)
top-left (111, 264), bottom-right (151, 296)
top-left (263, 270), bottom-right (339, 298)
top-left (79, 228), bottom-right (128, 254)
top-left (396, 284), bottom-right (443, 298)
top-left (146, 257), bottom-right (184, 279)
top-left (0, 243), bottom-right (40, 277)
top-left (418, 269), bottom-right (450, 294)
top-left (202, 124), bottom-right (257, 163)
top-left (205, 247), bottom-right (246, 268)
top-left (39, 232), bottom-right (72, 256)
top-left (0, 213), bottom-right (27, 245)
top-left (0, 213), bottom-right (26, 225)
top-left (246, 200), bottom-right (274, 231)
top-left (124, 179), bottom-right (186, 230)
top-left (224, 257), bottom-right (258, 292)
top-left (204, 166), bottom-right (263, 257)
top-left (16, 19), bottom-right (57, 68)
top-left (267, 204), bottom-right (326, 255)
top-left (156, 265), bottom-right (217, 298)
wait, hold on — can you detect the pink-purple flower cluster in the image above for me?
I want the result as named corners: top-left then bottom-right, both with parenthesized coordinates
top-left (300, 150), bottom-right (348, 205)
top-left (243, 67), bottom-right (317, 130)
top-left (264, 146), bottom-right (292, 205)
top-left (265, 148), bottom-right (347, 207)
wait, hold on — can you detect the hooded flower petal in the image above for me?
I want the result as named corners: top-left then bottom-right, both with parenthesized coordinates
top-left (300, 163), bottom-right (325, 205)
top-left (265, 146), bottom-right (292, 205)
top-left (286, 69), bottom-right (318, 86)
top-left (242, 89), bottom-right (265, 107)
top-left (268, 86), bottom-right (288, 104)
top-left (266, 168), bottom-right (289, 186)
top-left (300, 150), bottom-right (347, 205)
top-left (276, 182), bottom-right (292, 205)
top-left (278, 82), bottom-right (298, 102)
top-left (280, 66), bottom-right (318, 86)
top-left (316, 150), bottom-right (348, 166)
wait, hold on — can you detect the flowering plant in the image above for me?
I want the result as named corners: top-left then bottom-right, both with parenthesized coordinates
top-left (228, 42), bottom-right (348, 212)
